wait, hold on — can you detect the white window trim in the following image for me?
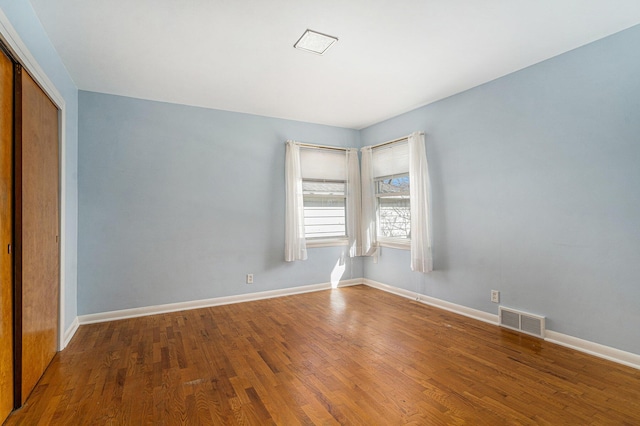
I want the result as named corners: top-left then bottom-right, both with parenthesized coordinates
top-left (306, 237), bottom-right (349, 248)
top-left (302, 178), bottom-right (348, 244)
top-left (293, 143), bottom-right (361, 251)
top-left (376, 238), bottom-right (410, 250)
top-left (375, 173), bottom-right (411, 243)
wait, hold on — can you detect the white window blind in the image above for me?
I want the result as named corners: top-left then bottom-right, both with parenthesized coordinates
top-left (300, 148), bottom-right (346, 180)
top-left (372, 142), bottom-right (409, 177)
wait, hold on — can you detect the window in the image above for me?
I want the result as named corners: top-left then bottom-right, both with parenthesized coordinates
top-left (361, 132), bottom-right (431, 269)
top-left (286, 141), bottom-right (362, 261)
top-left (372, 141), bottom-right (411, 247)
top-left (302, 179), bottom-right (346, 239)
top-left (299, 146), bottom-right (349, 245)
top-left (375, 174), bottom-right (410, 239)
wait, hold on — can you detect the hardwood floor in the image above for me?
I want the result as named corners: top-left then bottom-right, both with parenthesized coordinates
top-left (6, 285), bottom-right (640, 425)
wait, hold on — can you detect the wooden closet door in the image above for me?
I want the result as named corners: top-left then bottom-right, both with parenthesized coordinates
top-left (0, 48), bottom-right (14, 423)
top-left (16, 68), bottom-right (60, 405)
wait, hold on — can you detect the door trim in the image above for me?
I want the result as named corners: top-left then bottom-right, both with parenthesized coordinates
top-left (12, 62), bottom-right (22, 407)
top-left (0, 8), bottom-right (69, 350)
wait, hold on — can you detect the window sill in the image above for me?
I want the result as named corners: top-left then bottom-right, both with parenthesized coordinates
top-left (377, 239), bottom-right (410, 250)
top-left (306, 238), bottom-right (349, 248)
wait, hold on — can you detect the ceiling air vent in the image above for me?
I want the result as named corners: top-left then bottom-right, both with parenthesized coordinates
top-left (294, 29), bottom-right (338, 55)
top-left (499, 307), bottom-right (545, 338)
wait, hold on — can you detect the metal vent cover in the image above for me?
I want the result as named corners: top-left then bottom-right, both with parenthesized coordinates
top-left (499, 306), bottom-right (545, 338)
top-left (500, 309), bottom-right (520, 329)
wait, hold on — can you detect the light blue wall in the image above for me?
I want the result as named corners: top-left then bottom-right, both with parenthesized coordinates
top-left (20, 0), bottom-right (632, 356)
top-left (361, 25), bottom-right (640, 354)
top-left (0, 1), bottom-right (79, 331)
top-left (78, 91), bottom-right (362, 314)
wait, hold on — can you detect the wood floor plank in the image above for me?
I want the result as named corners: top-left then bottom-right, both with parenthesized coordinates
top-left (5, 285), bottom-right (640, 425)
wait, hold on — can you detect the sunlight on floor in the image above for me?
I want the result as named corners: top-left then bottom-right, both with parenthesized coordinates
top-left (330, 254), bottom-right (346, 288)
top-left (329, 287), bottom-right (346, 313)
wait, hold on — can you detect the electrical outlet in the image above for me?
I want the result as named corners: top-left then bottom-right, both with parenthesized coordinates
top-left (491, 290), bottom-right (500, 303)
top-left (246, 274), bottom-right (253, 284)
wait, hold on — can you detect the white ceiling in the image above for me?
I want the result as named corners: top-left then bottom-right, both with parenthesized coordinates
top-left (29, 0), bottom-right (640, 129)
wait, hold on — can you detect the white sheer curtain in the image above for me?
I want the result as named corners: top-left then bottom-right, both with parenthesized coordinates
top-left (408, 132), bottom-right (433, 272)
top-left (284, 141), bottom-right (307, 261)
top-left (346, 148), bottom-right (362, 257)
top-left (360, 146), bottom-right (377, 256)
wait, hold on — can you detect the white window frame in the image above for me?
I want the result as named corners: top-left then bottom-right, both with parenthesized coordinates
top-left (302, 178), bottom-right (348, 247)
top-left (371, 142), bottom-right (411, 250)
top-left (375, 173), bottom-right (411, 250)
top-left (298, 146), bottom-right (350, 248)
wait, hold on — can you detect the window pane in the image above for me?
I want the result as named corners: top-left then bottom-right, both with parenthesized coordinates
top-left (303, 197), bottom-right (346, 239)
top-left (378, 197), bottom-right (410, 239)
top-left (376, 174), bottom-right (409, 195)
top-left (302, 180), bottom-right (345, 195)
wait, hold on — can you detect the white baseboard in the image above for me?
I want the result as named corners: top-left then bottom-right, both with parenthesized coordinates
top-left (70, 277), bottom-right (639, 371)
top-left (362, 278), bottom-right (640, 371)
top-left (77, 278), bottom-right (362, 325)
top-left (61, 316), bottom-right (79, 350)
top-left (545, 330), bottom-right (640, 370)
top-left (362, 278), bottom-right (499, 325)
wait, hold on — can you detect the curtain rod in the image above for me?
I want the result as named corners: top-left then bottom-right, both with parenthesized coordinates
top-left (291, 141), bottom-right (348, 152)
top-left (369, 131), bottom-right (425, 150)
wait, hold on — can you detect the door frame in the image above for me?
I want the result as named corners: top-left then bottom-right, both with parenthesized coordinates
top-left (0, 8), bottom-right (69, 350)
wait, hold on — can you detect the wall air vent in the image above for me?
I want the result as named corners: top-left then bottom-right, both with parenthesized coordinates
top-left (499, 306), bottom-right (545, 338)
